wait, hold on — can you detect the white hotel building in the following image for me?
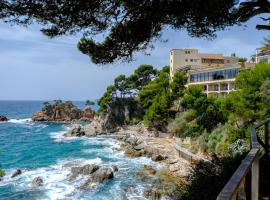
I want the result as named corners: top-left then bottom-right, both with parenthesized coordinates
top-left (169, 49), bottom-right (241, 97)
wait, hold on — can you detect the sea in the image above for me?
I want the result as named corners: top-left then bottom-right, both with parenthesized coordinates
top-left (0, 101), bottom-right (159, 200)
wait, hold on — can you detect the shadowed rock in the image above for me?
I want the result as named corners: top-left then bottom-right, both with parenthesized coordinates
top-left (69, 164), bottom-right (100, 180)
top-left (11, 169), bottom-right (22, 178)
top-left (32, 176), bottom-right (43, 187)
top-left (64, 125), bottom-right (86, 137)
top-left (0, 115), bottom-right (8, 121)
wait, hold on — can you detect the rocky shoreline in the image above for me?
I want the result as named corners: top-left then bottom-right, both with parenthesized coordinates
top-left (64, 120), bottom-right (192, 179)
top-left (63, 120), bottom-right (192, 199)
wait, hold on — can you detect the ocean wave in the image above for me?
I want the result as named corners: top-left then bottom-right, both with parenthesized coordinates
top-left (8, 118), bottom-right (32, 124)
top-left (83, 137), bottom-right (121, 149)
top-left (0, 158), bottom-right (103, 200)
top-left (49, 131), bottom-right (67, 142)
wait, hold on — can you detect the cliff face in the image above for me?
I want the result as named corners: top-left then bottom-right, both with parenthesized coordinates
top-left (91, 98), bottom-right (143, 133)
top-left (32, 101), bottom-right (95, 122)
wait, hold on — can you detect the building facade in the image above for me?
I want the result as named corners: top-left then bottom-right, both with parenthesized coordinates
top-left (188, 66), bottom-right (240, 97)
top-left (170, 48), bottom-right (240, 97)
top-left (252, 47), bottom-right (270, 63)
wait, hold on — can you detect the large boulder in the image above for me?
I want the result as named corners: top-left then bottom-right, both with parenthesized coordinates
top-left (91, 167), bottom-right (114, 183)
top-left (11, 169), bottom-right (22, 178)
top-left (64, 125), bottom-right (86, 137)
top-left (32, 176), bottom-right (43, 187)
top-left (69, 164), bottom-right (99, 179)
top-left (0, 115), bottom-right (8, 121)
top-left (72, 165), bottom-right (117, 190)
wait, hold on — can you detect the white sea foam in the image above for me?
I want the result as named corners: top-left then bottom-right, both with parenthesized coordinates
top-left (8, 118), bottom-right (32, 124)
top-left (0, 157), bottom-right (103, 200)
top-left (83, 137), bottom-right (121, 149)
top-left (49, 131), bottom-right (68, 142)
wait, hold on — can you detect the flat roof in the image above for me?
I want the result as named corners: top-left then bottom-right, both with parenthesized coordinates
top-left (189, 65), bottom-right (240, 74)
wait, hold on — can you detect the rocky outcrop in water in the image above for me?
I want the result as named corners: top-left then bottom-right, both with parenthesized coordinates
top-left (68, 164), bottom-right (118, 190)
top-left (32, 101), bottom-right (95, 122)
top-left (32, 176), bottom-right (43, 187)
top-left (0, 115), bottom-right (8, 121)
top-left (69, 164), bottom-right (100, 180)
top-left (64, 125), bottom-right (86, 137)
top-left (11, 169), bottom-right (22, 178)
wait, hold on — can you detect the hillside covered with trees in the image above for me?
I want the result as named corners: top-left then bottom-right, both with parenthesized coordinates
top-left (99, 62), bottom-right (270, 157)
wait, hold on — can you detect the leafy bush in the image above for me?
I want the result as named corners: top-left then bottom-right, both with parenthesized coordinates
top-left (181, 86), bottom-right (227, 132)
top-left (168, 111), bottom-right (195, 137)
top-left (0, 164), bottom-right (5, 178)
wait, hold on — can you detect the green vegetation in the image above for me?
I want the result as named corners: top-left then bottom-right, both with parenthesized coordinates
top-left (85, 100), bottom-right (95, 107)
top-left (168, 62), bottom-right (270, 157)
top-left (97, 62), bottom-right (270, 199)
top-left (42, 100), bottom-right (79, 115)
top-left (98, 65), bottom-right (187, 128)
top-left (99, 62), bottom-right (270, 157)
top-left (1, 1), bottom-right (268, 64)
top-left (0, 165), bottom-right (5, 178)
top-left (0, 151), bottom-right (5, 179)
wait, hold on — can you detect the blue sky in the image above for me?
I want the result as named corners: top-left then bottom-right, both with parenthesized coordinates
top-left (0, 16), bottom-right (269, 101)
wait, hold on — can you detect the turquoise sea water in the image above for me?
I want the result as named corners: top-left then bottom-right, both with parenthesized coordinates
top-left (0, 101), bottom-right (157, 200)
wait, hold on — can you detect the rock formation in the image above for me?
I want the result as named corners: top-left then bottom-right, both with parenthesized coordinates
top-left (11, 169), bottom-right (22, 178)
top-left (64, 125), bottom-right (86, 137)
top-left (0, 115), bottom-right (8, 121)
top-left (32, 101), bottom-right (94, 122)
top-left (32, 176), bottom-right (43, 187)
top-left (68, 164), bottom-right (118, 190)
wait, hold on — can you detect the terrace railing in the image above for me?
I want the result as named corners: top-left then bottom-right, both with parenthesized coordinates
top-left (217, 119), bottom-right (270, 200)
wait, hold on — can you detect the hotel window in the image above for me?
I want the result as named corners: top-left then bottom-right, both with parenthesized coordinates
top-left (214, 84), bottom-right (219, 91)
top-left (209, 72), bottom-right (213, 81)
top-left (221, 83), bottom-right (228, 91)
top-left (190, 59), bottom-right (193, 62)
top-left (185, 58), bottom-right (188, 62)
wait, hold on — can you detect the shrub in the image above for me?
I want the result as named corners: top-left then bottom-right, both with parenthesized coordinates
top-left (168, 111), bottom-right (195, 137)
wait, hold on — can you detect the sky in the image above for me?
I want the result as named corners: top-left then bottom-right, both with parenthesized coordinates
top-left (0, 16), bottom-right (269, 101)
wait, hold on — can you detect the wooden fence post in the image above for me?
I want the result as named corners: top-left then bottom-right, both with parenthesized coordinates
top-left (251, 156), bottom-right (259, 200)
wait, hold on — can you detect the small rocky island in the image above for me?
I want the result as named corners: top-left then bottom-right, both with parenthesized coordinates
top-left (0, 115), bottom-right (8, 121)
top-left (32, 100), bottom-right (95, 122)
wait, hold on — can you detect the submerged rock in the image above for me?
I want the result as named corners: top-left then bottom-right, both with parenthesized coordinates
top-left (32, 176), bottom-right (43, 187)
top-left (11, 169), bottom-right (22, 178)
top-left (0, 115), bottom-right (8, 121)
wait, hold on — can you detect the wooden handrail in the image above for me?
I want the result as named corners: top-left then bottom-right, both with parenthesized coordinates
top-left (217, 119), bottom-right (269, 200)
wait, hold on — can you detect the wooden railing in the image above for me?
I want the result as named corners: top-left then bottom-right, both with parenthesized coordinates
top-left (217, 119), bottom-right (270, 200)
